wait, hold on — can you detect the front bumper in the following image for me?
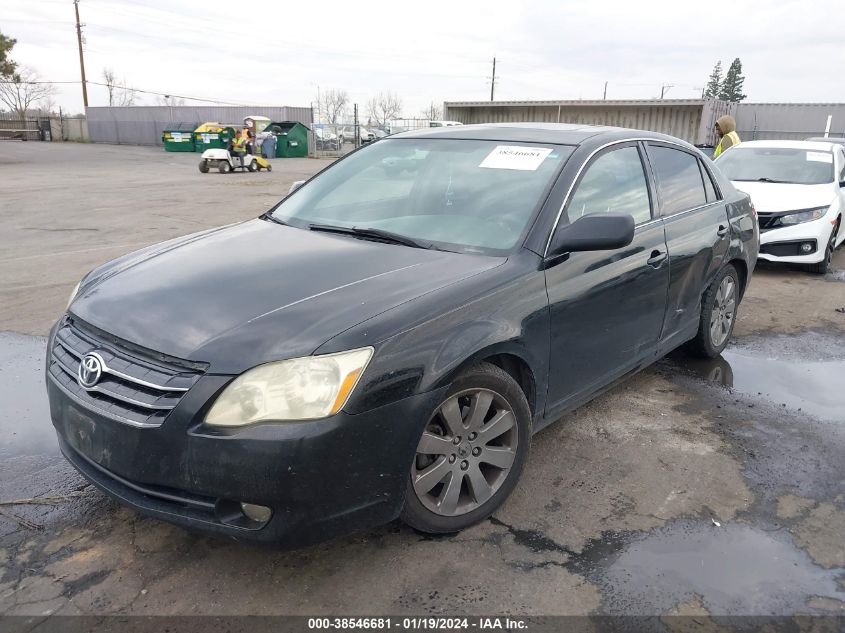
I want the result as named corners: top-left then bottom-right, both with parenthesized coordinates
top-left (49, 370), bottom-right (445, 547)
top-left (757, 219), bottom-right (834, 264)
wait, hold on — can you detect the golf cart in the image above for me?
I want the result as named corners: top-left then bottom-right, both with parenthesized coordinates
top-left (198, 148), bottom-right (271, 174)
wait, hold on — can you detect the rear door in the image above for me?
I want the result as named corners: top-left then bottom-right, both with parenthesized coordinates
top-left (544, 143), bottom-right (669, 414)
top-left (644, 142), bottom-right (731, 352)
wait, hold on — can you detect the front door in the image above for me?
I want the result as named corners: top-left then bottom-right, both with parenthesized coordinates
top-left (544, 143), bottom-right (670, 416)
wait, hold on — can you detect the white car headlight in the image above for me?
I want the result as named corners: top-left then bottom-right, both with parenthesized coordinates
top-left (779, 207), bottom-right (828, 226)
top-left (67, 281), bottom-right (81, 309)
top-left (204, 347), bottom-right (373, 427)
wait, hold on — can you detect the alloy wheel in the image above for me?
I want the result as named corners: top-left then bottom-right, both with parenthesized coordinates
top-left (709, 275), bottom-right (736, 348)
top-left (411, 388), bottom-right (518, 517)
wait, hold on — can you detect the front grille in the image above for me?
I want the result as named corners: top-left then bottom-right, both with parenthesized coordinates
top-left (48, 318), bottom-right (205, 428)
top-left (757, 213), bottom-right (782, 232)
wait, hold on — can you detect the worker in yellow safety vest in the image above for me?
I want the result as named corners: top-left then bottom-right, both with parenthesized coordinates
top-left (713, 115), bottom-right (741, 158)
top-left (230, 129), bottom-right (247, 168)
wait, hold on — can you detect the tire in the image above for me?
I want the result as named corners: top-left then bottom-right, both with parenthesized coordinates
top-left (218, 161), bottom-right (232, 174)
top-left (266, 164), bottom-right (272, 172)
top-left (400, 362), bottom-right (531, 534)
top-left (198, 160), bottom-right (209, 174)
top-left (248, 160), bottom-right (258, 172)
top-left (686, 264), bottom-right (739, 358)
top-left (806, 220), bottom-right (838, 275)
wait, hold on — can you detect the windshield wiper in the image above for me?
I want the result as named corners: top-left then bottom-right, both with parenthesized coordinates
top-left (308, 223), bottom-right (431, 249)
top-left (262, 213), bottom-right (290, 226)
top-left (755, 177), bottom-right (790, 183)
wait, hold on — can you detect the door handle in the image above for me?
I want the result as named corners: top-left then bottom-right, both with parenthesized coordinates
top-left (647, 250), bottom-right (667, 267)
top-left (717, 224), bottom-right (729, 238)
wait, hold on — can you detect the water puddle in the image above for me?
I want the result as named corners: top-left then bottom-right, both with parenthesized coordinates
top-left (574, 520), bottom-right (844, 615)
top-left (0, 332), bottom-right (57, 457)
top-left (671, 333), bottom-right (844, 423)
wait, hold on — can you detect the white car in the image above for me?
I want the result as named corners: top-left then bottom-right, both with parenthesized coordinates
top-left (716, 140), bottom-right (845, 274)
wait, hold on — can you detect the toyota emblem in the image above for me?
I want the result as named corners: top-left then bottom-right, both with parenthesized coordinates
top-left (78, 352), bottom-right (104, 389)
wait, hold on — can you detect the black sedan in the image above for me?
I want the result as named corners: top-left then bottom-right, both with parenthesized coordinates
top-left (48, 123), bottom-right (758, 546)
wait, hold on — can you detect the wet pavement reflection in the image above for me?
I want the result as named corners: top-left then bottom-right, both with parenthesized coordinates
top-left (0, 332), bottom-right (55, 458)
top-left (671, 338), bottom-right (844, 423)
top-left (576, 520), bottom-right (843, 615)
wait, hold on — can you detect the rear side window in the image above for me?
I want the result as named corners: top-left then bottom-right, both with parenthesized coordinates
top-left (839, 149), bottom-right (845, 182)
top-left (648, 145), bottom-right (708, 216)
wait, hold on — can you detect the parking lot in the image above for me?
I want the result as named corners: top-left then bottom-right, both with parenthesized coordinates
top-left (1, 142), bottom-right (844, 621)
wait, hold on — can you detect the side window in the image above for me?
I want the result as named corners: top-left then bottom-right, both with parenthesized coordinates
top-left (839, 149), bottom-right (845, 182)
top-left (699, 160), bottom-right (719, 202)
top-left (648, 145), bottom-right (708, 216)
top-left (566, 146), bottom-right (652, 225)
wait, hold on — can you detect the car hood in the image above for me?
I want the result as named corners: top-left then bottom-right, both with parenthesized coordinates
top-left (70, 219), bottom-right (503, 372)
top-left (730, 181), bottom-right (835, 213)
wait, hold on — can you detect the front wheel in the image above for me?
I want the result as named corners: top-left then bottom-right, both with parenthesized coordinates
top-left (686, 264), bottom-right (739, 358)
top-left (266, 164), bottom-right (272, 172)
top-left (806, 220), bottom-right (838, 275)
top-left (400, 362), bottom-right (531, 534)
top-left (198, 160), bottom-right (209, 173)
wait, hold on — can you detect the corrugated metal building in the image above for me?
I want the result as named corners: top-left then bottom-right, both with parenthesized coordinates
top-left (442, 99), bottom-right (736, 145)
top-left (734, 103), bottom-right (845, 141)
top-left (86, 105), bottom-right (313, 146)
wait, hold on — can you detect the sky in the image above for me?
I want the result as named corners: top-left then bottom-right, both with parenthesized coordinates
top-left (2, 0), bottom-right (844, 118)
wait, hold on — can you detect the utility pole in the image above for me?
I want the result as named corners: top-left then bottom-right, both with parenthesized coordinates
top-left (660, 84), bottom-right (674, 100)
top-left (603, 81), bottom-right (608, 100)
top-left (73, 0), bottom-right (88, 108)
top-left (490, 57), bottom-right (496, 101)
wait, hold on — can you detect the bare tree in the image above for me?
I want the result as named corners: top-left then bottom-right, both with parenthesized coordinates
top-left (320, 88), bottom-right (349, 125)
top-left (102, 68), bottom-right (136, 106)
top-left (420, 101), bottom-right (442, 120)
top-left (366, 91), bottom-right (403, 128)
top-left (157, 95), bottom-right (185, 106)
top-left (0, 66), bottom-right (55, 119)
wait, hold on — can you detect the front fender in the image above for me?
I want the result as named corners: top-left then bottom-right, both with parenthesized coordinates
top-left (316, 251), bottom-right (550, 418)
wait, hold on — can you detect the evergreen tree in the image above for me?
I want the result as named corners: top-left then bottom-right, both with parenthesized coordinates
top-left (718, 58), bottom-right (747, 102)
top-left (0, 31), bottom-right (17, 78)
top-left (704, 61), bottom-right (722, 98)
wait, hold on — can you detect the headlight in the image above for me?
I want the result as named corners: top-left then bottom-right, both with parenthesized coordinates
top-left (67, 281), bottom-right (81, 309)
top-left (779, 207), bottom-right (828, 226)
top-left (205, 347), bottom-right (373, 427)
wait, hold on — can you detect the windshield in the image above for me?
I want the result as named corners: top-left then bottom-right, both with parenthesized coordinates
top-left (270, 139), bottom-right (573, 254)
top-left (716, 147), bottom-right (834, 185)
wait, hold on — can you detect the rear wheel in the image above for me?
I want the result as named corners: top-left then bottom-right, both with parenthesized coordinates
top-left (198, 160), bottom-right (209, 173)
top-left (400, 362), bottom-right (531, 534)
top-left (218, 161), bottom-right (231, 174)
top-left (248, 160), bottom-right (258, 172)
top-left (686, 264), bottom-right (739, 358)
top-left (806, 220), bottom-right (838, 275)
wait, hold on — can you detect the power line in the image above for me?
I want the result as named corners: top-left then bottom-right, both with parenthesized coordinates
top-left (0, 78), bottom-right (266, 106)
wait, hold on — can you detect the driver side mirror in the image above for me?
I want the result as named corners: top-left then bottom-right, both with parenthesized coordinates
top-left (547, 214), bottom-right (636, 257)
top-left (288, 180), bottom-right (305, 194)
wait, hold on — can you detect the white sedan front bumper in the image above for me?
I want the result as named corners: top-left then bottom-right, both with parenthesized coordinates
top-left (758, 213), bottom-right (837, 264)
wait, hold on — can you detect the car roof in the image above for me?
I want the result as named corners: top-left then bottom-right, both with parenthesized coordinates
top-left (806, 137), bottom-right (845, 145)
top-left (392, 122), bottom-right (692, 147)
top-left (735, 139), bottom-right (840, 151)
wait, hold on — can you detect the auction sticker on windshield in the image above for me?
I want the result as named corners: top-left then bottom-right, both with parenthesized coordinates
top-left (806, 151), bottom-right (833, 163)
top-left (479, 145), bottom-right (554, 171)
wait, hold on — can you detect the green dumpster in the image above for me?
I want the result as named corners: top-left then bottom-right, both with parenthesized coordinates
top-left (162, 123), bottom-right (199, 152)
top-left (267, 121), bottom-right (309, 158)
top-left (193, 123), bottom-right (236, 153)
